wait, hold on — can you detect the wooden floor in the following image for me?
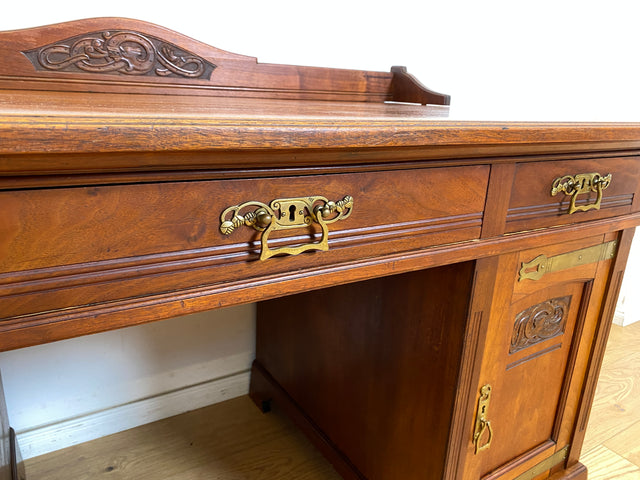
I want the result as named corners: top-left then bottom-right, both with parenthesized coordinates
top-left (23, 322), bottom-right (640, 479)
top-left (580, 321), bottom-right (640, 479)
top-left (23, 395), bottom-right (341, 480)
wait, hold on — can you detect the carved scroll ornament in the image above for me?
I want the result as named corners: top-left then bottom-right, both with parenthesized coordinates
top-left (510, 296), bottom-right (571, 353)
top-left (23, 30), bottom-right (216, 79)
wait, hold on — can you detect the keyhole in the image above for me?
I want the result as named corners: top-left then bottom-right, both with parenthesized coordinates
top-left (289, 205), bottom-right (297, 222)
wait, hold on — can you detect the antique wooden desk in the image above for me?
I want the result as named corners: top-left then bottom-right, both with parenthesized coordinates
top-left (1, 18), bottom-right (640, 480)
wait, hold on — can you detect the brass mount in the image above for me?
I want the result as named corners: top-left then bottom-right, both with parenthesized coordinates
top-left (220, 195), bottom-right (353, 261)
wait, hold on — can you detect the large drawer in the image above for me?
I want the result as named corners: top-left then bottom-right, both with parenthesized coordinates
top-left (505, 156), bottom-right (640, 233)
top-left (0, 165), bottom-right (489, 326)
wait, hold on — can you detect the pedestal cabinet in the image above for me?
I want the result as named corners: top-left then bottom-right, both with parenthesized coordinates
top-left (460, 233), bottom-right (627, 479)
top-left (1, 18), bottom-right (640, 480)
top-left (252, 231), bottom-right (633, 480)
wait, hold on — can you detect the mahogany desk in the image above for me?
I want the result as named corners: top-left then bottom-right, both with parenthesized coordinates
top-left (1, 18), bottom-right (640, 480)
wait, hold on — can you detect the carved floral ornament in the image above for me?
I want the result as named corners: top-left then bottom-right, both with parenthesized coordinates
top-left (510, 296), bottom-right (571, 354)
top-left (23, 30), bottom-right (216, 79)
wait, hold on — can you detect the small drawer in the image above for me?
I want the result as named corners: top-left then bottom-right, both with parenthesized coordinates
top-left (0, 165), bottom-right (489, 323)
top-left (505, 156), bottom-right (640, 233)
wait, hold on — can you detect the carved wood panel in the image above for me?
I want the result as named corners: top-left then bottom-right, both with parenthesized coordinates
top-left (23, 30), bottom-right (217, 79)
top-left (510, 296), bottom-right (571, 354)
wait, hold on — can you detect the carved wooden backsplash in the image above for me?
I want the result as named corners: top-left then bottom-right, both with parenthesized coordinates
top-left (0, 18), bottom-right (448, 103)
top-left (23, 30), bottom-right (217, 79)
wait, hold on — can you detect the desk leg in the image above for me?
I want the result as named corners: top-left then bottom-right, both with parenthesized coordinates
top-left (250, 361), bottom-right (364, 480)
top-left (1, 372), bottom-right (25, 480)
top-left (9, 429), bottom-right (25, 480)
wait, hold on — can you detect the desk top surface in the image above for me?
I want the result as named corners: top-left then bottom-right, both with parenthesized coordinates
top-left (3, 90), bottom-right (640, 158)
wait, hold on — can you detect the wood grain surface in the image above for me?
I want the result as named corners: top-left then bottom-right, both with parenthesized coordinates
top-left (580, 321), bottom-right (640, 478)
top-left (3, 95), bottom-right (640, 157)
top-left (255, 264), bottom-right (474, 480)
top-left (23, 396), bottom-right (341, 480)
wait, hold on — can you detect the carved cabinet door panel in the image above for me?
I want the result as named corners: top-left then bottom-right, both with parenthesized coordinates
top-left (460, 233), bottom-right (619, 480)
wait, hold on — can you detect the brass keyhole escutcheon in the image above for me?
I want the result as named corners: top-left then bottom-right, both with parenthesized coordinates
top-left (473, 384), bottom-right (493, 454)
top-left (220, 195), bottom-right (353, 261)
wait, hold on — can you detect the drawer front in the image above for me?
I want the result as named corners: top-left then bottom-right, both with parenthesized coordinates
top-left (506, 156), bottom-right (640, 233)
top-left (0, 165), bottom-right (489, 325)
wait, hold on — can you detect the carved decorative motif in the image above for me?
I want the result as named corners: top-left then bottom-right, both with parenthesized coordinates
top-left (510, 296), bottom-right (571, 353)
top-left (23, 30), bottom-right (216, 79)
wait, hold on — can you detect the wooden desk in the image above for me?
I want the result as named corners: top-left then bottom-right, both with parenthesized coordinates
top-left (1, 18), bottom-right (639, 480)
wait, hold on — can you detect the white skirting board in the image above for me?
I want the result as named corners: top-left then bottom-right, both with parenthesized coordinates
top-left (613, 277), bottom-right (640, 327)
top-left (614, 235), bottom-right (640, 327)
top-left (614, 304), bottom-right (640, 327)
top-left (16, 370), bottom-right (250, 460)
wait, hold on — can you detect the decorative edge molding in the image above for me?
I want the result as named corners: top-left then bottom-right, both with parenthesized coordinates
top-left (23, 30), bottom-right (216, 79)
top-left (506, 194), bottom-right (634, 222)
top-left (506, 343), bottom-right (563, 370)
top-left (0, 211), bottom-right (484, 326)
top-left (15, 370), bottom-right (249, 459)
top-left (510, 296), bottom-right (572, 354)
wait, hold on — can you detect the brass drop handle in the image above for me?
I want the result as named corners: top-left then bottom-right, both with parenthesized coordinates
top-left (473, 384), bottom-right (493, 454)
top-left (220, 195), bottom-right (353, 261)
top-left (551, 172), bottom-right (612, 214)
top-left (475, 420), bottom-right (493, 455)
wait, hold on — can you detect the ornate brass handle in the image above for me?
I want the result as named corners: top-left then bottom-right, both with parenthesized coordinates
top-left (473, 384), bottom-right (493, 454)
top-left (551, 172), bottom-right (612, 214)
top-left (220, 195), bottom-right (353, 261)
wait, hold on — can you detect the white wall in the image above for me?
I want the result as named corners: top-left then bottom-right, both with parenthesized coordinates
top-left (1, 0), bottom-right (640, 458)
top-left (0, 306), bottom-right (256, 458)
top-left (615, 239), bottom-right (640, 326)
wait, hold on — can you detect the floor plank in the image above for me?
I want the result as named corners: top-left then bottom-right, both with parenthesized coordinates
top-left (579, 445), bottom-right (640, 480)
top-left (604, 420), bottom-right (640, 469)
top-left (24, 396), bottom-right (341, 480)
top-left (581, 322), bottom-right (640, 454)
top-left (580, 321), bottom-right (640, 478)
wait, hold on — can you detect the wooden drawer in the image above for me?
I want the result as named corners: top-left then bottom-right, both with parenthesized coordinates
top-left (506, 156), bottom-right (640, 233)
top-left (0, 165), bottom-right (489, 329)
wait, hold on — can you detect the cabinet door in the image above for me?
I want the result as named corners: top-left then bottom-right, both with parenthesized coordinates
top-left (460, 233), bottom-right (619, 480)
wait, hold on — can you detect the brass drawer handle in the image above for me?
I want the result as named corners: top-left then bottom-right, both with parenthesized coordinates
top-left (220, 195), bottom-right (353, 261)
top-left (551, 172), bottom-right (612, 214)
top-left (473, 384), bottom-right (493, 454)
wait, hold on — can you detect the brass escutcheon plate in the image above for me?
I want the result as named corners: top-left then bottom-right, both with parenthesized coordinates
top-left (220, 195), bottom-right (353, 260)
top-left (519, 241), bottom-right (617, 281)
top-left (473, 384), bottom-right (493, 454)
